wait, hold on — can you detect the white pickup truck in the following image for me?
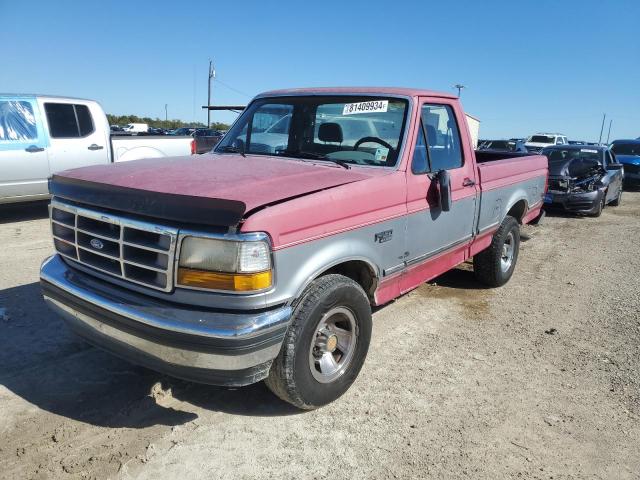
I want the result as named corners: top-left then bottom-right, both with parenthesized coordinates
top-left (0, 94), bottom-right (194, 204)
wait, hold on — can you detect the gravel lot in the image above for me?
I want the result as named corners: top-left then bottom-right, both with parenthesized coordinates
top-left (1, 194), bottom-right (639, 480)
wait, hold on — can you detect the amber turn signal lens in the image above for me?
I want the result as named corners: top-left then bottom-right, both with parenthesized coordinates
top-left (177, 268), bottom-right (272, 291)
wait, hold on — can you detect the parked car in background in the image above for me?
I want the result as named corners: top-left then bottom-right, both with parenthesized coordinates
top-left (542, 145), bottom-right (624, 216)
top-left (170, 127), bottom-right (198, 136)
top-left (41, 86), bottom-right (547, 409)
top-left (525, 133), bottom-right (568, 153)
top-left (610, 139), bottom-right (640, 188)
top-left (146, 127), bottom-right (167, 135)
top-left (121, 123), bottom-right (148, 134)
top-left (192, 128), bottom-right (225, 154)
top-left (477, 139), bottom-right (527, 152)
top-left (110, 124), bottom-right (123, 132)
top-left (0, 94), bottom-right (194, 204)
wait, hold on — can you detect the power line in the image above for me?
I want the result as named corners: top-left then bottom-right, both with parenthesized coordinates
top-left (212, 78), bottom-right (252, 98)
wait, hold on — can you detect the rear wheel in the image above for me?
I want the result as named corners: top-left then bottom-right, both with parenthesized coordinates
top-left (474, 216), bottom-right (520, 287)
top-left (265, 274), bottom-right (372, 410)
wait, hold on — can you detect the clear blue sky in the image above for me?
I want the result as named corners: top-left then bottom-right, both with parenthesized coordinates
top-left (1, 0), bottom-right (638, 141)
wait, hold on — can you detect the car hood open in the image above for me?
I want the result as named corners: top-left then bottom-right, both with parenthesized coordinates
top-left (548, 156), bottom-right (602, 178)
top-left (49, 153), bottom-right (379, 227)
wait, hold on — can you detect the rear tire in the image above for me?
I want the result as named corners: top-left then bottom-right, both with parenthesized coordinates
top-left (474, 216), bottom-right (520, 287)
top-left (265, 274), bottom-right (372, 410)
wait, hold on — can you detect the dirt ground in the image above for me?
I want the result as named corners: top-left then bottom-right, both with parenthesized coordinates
top-left (1, 193), bottom-right (639, 480)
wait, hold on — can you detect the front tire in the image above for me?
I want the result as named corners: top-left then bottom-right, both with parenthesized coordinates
top-left (474, 216), bottom-right (520, 287)
top-left (591, 194), bottom-right (606, 217)
top-left (265, 274), bottom-right (372, 410)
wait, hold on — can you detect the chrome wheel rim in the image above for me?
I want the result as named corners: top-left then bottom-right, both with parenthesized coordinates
top-left (309, 306), bottom-right (357, 383)
top-left (500, 231), bottom-right (515, 273)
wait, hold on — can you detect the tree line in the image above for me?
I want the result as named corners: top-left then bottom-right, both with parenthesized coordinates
top-left (107, 114), bottom-right (230, 131)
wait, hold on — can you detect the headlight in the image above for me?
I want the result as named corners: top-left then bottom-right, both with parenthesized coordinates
top-left (177, 236), bottom-right (272, 292)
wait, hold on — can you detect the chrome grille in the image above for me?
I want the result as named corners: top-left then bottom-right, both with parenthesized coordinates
top-left (50, 200), bottom-right (178, 292)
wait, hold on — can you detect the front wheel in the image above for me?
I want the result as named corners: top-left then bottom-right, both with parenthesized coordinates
top-left (591, 194), bottom-right (606, 217)
top-left (474, 216), bottom-right (520, 287)
top-left (265, 274), bottom-right (372, 409)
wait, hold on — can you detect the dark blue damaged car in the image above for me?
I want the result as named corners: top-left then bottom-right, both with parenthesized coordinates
top-left (542, 145), bottom-right (624, 217)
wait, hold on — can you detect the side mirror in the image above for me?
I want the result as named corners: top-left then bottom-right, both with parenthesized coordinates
top-left (607, 163), bottom-right (624, 170)
top-left (437, 170), bottom-right (452, 212)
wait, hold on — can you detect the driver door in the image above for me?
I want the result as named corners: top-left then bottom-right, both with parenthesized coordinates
top-left (400, 98), bottom-right (478, 292)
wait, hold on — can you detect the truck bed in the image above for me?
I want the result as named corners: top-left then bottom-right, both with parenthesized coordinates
top-left (110, 135), bottom-right (193, 162)
top-left (474, 150), bottom-right (536, 163)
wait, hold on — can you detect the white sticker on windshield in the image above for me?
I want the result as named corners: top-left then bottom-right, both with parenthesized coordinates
top-left (375, 147), bottom-right (389, 162)
top-left (581, 149), bottom-right (598, 153)
top-left (343, 100), bottom-right (388, 115)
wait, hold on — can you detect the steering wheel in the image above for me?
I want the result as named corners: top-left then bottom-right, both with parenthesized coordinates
top-left (353, 136), bottom-right (394, 151)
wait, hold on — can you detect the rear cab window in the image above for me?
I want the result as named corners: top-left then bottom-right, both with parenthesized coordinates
top-left (0, 97), bottom-right (47, 151)
top-left (412, 104), bottom-right (463, 173)
top-left (45, 103), bottom-right (94, 138)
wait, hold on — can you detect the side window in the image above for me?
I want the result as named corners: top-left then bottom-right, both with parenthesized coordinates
top-left (45, 103), bottom-right (95, 138)
top-left (411, 121), bottom-right (429, 174)
top-left (605, 151), bottom-right (615, 166)
top-left (421, 104), bottom-right (463, 171)
top-left (0, 100), bottom-right (38, 142)
top-left (76, 105), bottom-right (94, 136)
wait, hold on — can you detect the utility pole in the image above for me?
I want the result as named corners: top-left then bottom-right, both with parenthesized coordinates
top-left (453, 84), bottom-right (465, 97)
top-left (598, 113), bottom-right (606, 144)
top-left (164, 104), bottom-right (168, 122)
top-left (207, 59), bottom-right (215, 128)
top-left (606, 119), bottom-right (613, 144)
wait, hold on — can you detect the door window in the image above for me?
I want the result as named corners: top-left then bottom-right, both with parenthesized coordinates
top-left (45, 103), bottom-right (95, 138)
top-left (421, 104), bottom-right (463, 171)
top-left (411, 121), bottom-right (429, 174)
top-left (0, 101), bottom-right (37, 141)
top-left (0, 99), bottom-right (46, 151)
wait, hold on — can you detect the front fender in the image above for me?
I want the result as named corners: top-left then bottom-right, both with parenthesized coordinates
top-left (271, 220), bottom-right (405, 306)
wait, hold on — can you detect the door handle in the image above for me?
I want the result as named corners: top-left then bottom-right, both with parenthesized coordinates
top-left (462, 178), bottom-right (476, 187)
top-left (25, 145), bottom-right (45, 153)
top-left (88, 144), bottom-right (104, 151)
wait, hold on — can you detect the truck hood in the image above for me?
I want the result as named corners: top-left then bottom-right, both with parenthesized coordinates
top-left (615, 154), bottom-right (640, 166)
top-left (49, 153), bottom-right (378, 227)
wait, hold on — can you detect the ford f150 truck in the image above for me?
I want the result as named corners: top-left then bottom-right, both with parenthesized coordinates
top-left (0, 94), bottom-right (194, 204)
top-left (40, 87), bottom-right (547, 409)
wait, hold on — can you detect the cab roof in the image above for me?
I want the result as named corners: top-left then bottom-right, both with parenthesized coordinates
top-left (256, 87), bottom-right (457, 99)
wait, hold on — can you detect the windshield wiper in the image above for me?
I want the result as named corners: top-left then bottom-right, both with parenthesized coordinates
top-left (218, 145), bottom-right (246, 157)
top-left (277, 150), bottom-right (351, 169)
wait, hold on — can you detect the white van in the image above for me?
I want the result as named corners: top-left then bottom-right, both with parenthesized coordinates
top-left (122, 123), bottom-right (149, 134)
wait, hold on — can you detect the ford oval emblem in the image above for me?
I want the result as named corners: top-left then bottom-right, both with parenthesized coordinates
top-left (90, 238), bottom-right (104, 250)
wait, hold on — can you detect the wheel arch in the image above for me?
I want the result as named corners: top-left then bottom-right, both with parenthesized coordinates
top-left (506, 198), bottom-right (528, 224)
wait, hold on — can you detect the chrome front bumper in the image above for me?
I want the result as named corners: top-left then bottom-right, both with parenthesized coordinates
top-left (40, 255), bottom-right (291, 386)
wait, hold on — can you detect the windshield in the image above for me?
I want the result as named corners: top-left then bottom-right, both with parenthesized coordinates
top-left (611, 142), bottom-right (640, 156)
top-left (528, 135), bottom-right (555, 143)
top-left (215, 96), bottom-right (409, 167)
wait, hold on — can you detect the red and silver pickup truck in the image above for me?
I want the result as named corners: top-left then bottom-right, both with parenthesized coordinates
top-left (40, 87), bottom-right (547, 409)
